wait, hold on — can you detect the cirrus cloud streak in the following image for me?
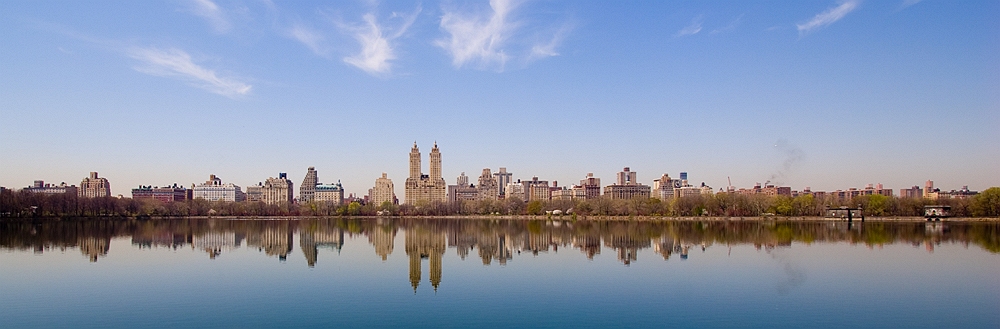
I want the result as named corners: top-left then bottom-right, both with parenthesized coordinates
top-left (127, 47), bottom-right (251, 97)
top-left (797, 0), bottom-right (860, 35)
top-left (186, 0), bottom-right (231, 33)
top-left (676, 16), bottom-right (703, 37)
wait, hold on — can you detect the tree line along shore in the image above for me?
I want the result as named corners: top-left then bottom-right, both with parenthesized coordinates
top-left (3, 187), bottom-right (998, 219)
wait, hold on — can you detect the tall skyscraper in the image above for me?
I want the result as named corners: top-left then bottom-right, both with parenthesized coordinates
top-left (448, 172), bottom-right (478, 204)
top-left (79, 172), bottom-right (111, 198)
top-left (409, 143), bottom-right (422, 179)
top-left (924, 180), bottom-right (936, 199)
top-left (605, 167), bottom-right (651, 199)
top-left (900, 186), bottom-right (923, 198)
top-left (404, 142), bottom-right (447, 205)
top-left (523, 177), bottom-right (550, 202)
top-left (493, 167), bottom-right (513, 197)
top-left (299, 167), bottom-right (318, 202)
top-left (580, 173), bottom-right (602, 199)
top-left (616, 167), bottom-right (638, 185)
top-left (505, 180), bottom-right (525, 200)
top-left (371, 173), bottom-right (396, 206)
top-left (652, 173), bottom-right (681, 200)
top-left (430, 143), bottom-right (442, 182)
top-left (477, 168), bottom-right (499, 200)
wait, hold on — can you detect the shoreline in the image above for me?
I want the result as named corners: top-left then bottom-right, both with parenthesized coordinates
top-left (3, 215), bottom-right (998, 222)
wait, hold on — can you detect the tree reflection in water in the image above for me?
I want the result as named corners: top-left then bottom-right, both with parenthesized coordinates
top-left (1, 219), bottom-right (997, 287)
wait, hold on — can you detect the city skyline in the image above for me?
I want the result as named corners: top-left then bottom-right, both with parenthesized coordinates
top-left (2, 1), bottom-right (997, 196)
top-left (4, 147), bottom-right (987, 201)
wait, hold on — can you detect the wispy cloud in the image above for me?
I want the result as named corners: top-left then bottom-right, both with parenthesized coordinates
top-left (437, 0), bottom-right (568, 71)
top-left (341, 6), bottom-right (421, 75)
top-left (710, 14), bottom-right (744, 34)
top-left (528, 23), bottom-right (571, 62)
top-left (676, 16), bottom-right (703, 37)
top-left (900, 0), bottom-right (922, 9)
top-left (289, 24), bottom-right (328, 56)
top-left (437, 0), bottom-right (519, 70)
top-left (343, 14), bottom-right (395, 74)
top-left (186, 0), bottom-right (231, 33)
top-left (127, 47), bottom-right (251, 97)
top-left (797, 0), bottom-right (860, 35)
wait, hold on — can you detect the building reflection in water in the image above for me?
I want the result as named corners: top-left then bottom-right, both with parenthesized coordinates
top-left (369, 224), bottom-right (396, 262)
top-left (299, 226), bottom-right (344, 267)
top-left (1, 219), bottom-right (998, 288)
top-left (653, 236), bottom-right (676, 260)
top-left (405, 225), bottom-right (446, 292)
top-left (132, 231), bottom-right (188, 250)
top-left (574, 233), bottom-right (602, 260)
top-left (246, 222), bottom-right (293, 261)
top-left (606, 232), bottom-right (650, 266)
top-left (78, 236), bottom-right (110, 262)
top-left (192, 231), bottom-right (244, 259)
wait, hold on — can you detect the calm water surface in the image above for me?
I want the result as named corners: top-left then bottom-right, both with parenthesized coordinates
top-left (1, 218), bottom-right (998, 328)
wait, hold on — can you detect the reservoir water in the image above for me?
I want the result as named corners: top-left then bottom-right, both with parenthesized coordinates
top-left (1, 218), bottom-right (998, 328)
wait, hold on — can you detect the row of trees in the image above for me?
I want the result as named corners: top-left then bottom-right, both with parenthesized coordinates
top-left (445, 190), bottom-right (1000, 218)
top-left (2, 187), bottom-right (999, 218)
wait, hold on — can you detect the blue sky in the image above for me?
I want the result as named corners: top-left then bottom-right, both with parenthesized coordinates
top-left (1, 0), bottom-right (997, 197)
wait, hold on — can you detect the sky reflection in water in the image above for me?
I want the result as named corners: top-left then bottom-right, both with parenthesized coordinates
top-left (1, 218), bottom-right (998, 328)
